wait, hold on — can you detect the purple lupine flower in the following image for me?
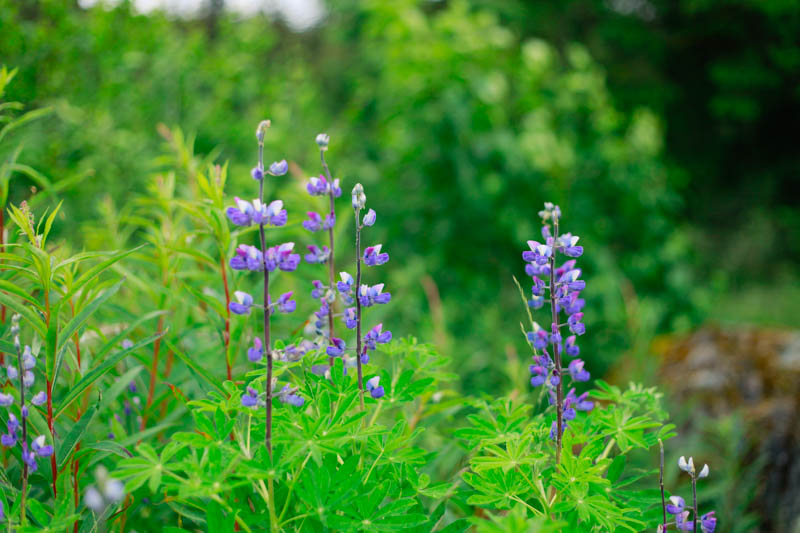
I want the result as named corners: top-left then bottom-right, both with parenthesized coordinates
top-left (675, 511), bottom-right (694, 531)
top-left (247, 337), bottom-right (263, 363)
top-left (22, 346), bottom-right (35, 369)
top-left (279, 385), bottom-right (304, 407)
top-left (305, 245), bottom-right (330, 264)
top-left (529, 364), bottom-right (548, 387)
top-left (358, 284), bottom-right (391, 307)
top-left (567, 312), bottom-right (585, 335)
top-left (31, 435), bottom-right (53, 457)
top-left (280, 340), bottom-right (318, 363)
top-left (30, 391), bottom-right (47, 406)
top-left (252, 199), bottom-right (287, 226)
top-left (363, 244), bottom-right (389, 266)
top-left (363, 323), bottom-right (392, 351)
top-left (268, 160), bottom-right (288, 176)
top-left (366, 376), bottom-right (384, 399)
top-left (6, 366), bottom-right (17, 381)
top-left (264, 243), bottom-right (301, 272)
top-left (241, 387), bottom-right (260, 408)
top-left (523, 240), bottom-right (552, 265)
top-left (311, 280), bottom-right (325, 299)
top-left (568, 359), bottom-right (590, 382)
top-left (303, 211), bottom-right (324, 232)
top-left (337, 272), bottom-right (354, 294)
top-left (0, 393), bottom-right (12, 407)
top-left (560, 268), bottom-right (586, 291)
top-left (326, 337), bottom-right (346, 357)
top-left (230, 244), bottom-right (263, 271)
top-left (549, 420), bottom-right (565, 440)
top-left (226, 197), bottom-right (255, 226)
top-left (666, 496), bottom-right (685, 514)
top-left (251, 166), bottom-right (264, 181)
top-left (275, 292), bottom-right (296, 314)
top-left (527, 325), bottom-right (548, 350)
top-left (229, 291), bottom-right (254, 315)
top-left (701, 511), bottom-right (716, 533)
top-left (564, 335), bottom-right (580, 357)
top-left (363, 209), bottom-right (376, 227)
top-left (306, 176), bottom-right (341, 197)
top-left (23, 371), bottom-right (34, 388)
top-left (344, 308), bottom-right (357, 329)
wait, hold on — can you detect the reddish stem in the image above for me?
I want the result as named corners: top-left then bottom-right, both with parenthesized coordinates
top-left (1, 208), bottom-right (6, 365)
top-left (47, 378), bottom-right (57, 496)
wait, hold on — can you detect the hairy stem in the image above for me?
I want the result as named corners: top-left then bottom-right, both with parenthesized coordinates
top-left (258, 143), bottom-right (273, 456)
top-left (320, 150), bottom-right (337, 366)
top-left (692, 474), bottom-right (698, 533)
top-left (15, 338), bottom-right (28, 527)
top-left (549, 220), bottom-right (563, 464)
top-left (354, 214), bottom-right (365, 410)
top-left (659, 439), bottom-right (667, 531)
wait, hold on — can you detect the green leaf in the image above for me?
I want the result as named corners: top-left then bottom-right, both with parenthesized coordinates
top-left (57, 404), bottom-right (98, 470)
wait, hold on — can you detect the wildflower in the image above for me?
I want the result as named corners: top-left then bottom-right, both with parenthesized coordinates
top-left (326, 337), bottom-right (346, 357)
top-left (344, 307), bottom-right (357, 329)
top-left (241, 387), bottom-right (260, 408)
top-left (567, 312), bottom-right (585, 336)
top-left (305, 245), bottom-right (330, 264)
top-left (678, 456), bottom-right (694, 474)
top-left (568, 359), bottom-right (590, 382)
top-left (337, 272), bottom-right (354, 294)
top-left (352, 183), bottom-right (366, 210)
top-left (230, 244), bottom-right (263, 271)
top-left (666, 496), bottom-right (685, 514)
top-left (229, 291), bottom-right (253, 316)
top-left (253, 199), bottom-right (287, 226)
top-left (274, 291), bottom-right (296, 314)
top-left (358, 283), bottom-right (391, 307)
top-left (526, 324), bottom-right (549, 350)
top-left (268, 160), bottom-right (288, 176)
top-left (278, 385), bottom-right (304, 407)
top-left (247, 338), bottom-right (263, 363)
top-left (363, 209), bottom-right (376, 227)
top-left (303, 211), bottom-right (336, 232)
top-left (363, 323), bottom-right (392, 351)
top-left (264, 243), bottom-right (301, 272)
top-left (31, 391), bottom-right (47, 406)
top-left (306, 176), bottom-right (341, 197)
top-left (564, 335), bottom-right (580, 357)
top-left (251, 167), bottom-right (264, 181)
top-left (366, 376), bottom-right (384, 399)
top-left (31, 435), bottom-right (53, 457)
top-left (529, 365), bottom-right (547, 387)
top-left (311, 280), bottom-right (325, 299)
top-left (226, 197), bottom-right (254, 226)
top-left (701, 511), bottom-right (717, 533)
top-left (363, 244), bottom-right (389, 266)
top-left (0, 394), bottom-right (12, 407)
top-left (698, 463), bottom-right (709, 478)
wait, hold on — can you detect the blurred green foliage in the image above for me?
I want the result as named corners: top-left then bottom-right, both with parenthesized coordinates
top-left (0, 0), bottom-right (796, 387)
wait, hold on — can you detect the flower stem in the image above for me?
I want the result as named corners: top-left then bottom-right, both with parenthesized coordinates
top-left (354, 214), bottom-right (365, 410)
top-left (320, 150), bottom-right (337, 367)
top-left (258, 141), bottom-right (273, 456)
top-left (692, 474), bottom-right (698, 533)
top-left (220, 252), bottom-right (232, 381)
top-left (548, 220), bottom-right (563, 464)
top-left (14, 336), bottom-right (28, 527)
top-left (659, 439), bottom-right (667, 531)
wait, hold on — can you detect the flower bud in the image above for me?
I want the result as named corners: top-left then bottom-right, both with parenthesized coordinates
top-left (352, 183), bottom-right (366, 210)
top-left (256, 120), bottom-right (271, 143)
top-left (315, 133), bottom-right (330, 149)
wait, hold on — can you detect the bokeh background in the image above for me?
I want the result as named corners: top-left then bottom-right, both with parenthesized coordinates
top-left (2, 0), bottom-right (799, 530)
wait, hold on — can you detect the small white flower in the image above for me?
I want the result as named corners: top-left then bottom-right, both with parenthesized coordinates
top-left (698, 464), bottom-right (709, 478)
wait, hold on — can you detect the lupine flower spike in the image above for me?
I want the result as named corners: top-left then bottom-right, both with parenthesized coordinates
top-left (661, 454), bottom-right (716, 532)
top-left (302, 133), bottom-right (343, 368)
top-left (225, 120), bottom-right (301, 456)
top-left (2, 314), bottom-right (53, 526)
top-left (522, 203), bottom-right (590, 464)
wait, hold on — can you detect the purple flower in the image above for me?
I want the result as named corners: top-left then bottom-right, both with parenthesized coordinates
top-left (275, 291), bottom-right (296, 314)
top-left (337, 272), bottom-right (354, 294)
top-left (523, 240), bottom-right (552, 265)
top-left (557, 233), bottom-right (583, 257)
top-left (344, 307), bottom-right (357, 329)
top-left (268, 159), bottom-right (288, 176)
top-left (306, 175), bottom-right (341, 197)
top-left (230, 244), bottom-right (263, 271)
top-left (701, 511), bottom-right (716, 533)
top-left (31, 391), bottom-right (47, 406)
top-left (226, 197), bottom-right (254, 226)
top-left (666, 496), bottom-right (685, 515)
top-left (527, 327), bottom-right (548, 350)
top-left (363, 323), bottom-right (392, 351)
top-left (251, 167), bottom-right (264, 181)
top-left (241, 387), bottom-right (260, 408)
top-left (567, 312), bottom-right (585, 336)
top-left (363, 244), bottom-right (389, 266)
top-left (253, 199), bottom-right (287, 227)
top-left (22, 346), bottom-right (35, 369)
top-left (279, 385), bottom-right (304, 407)
top-left (230, 291), bottom-right (254, 315)
top-left (326, 338), bottom-right (346, 357)
top-left (559, 268), bottom-right (586, 292)
top-left (366, 376), bottom-right (384, 399)
top-left (568, 359), bottom-right (590, 382)
top-left (358, 284), bottom-right (391, 307)
top-left (1, 433), bottom-right (15, 447)
top-left (31, 435), bottom-right (53, 457)
top-left (303, 211), bottom-right (324, 232)
top-left (0, 393), bottom-right (12, 407)
top-left (311, 280), bottom-right (325, 299)
top-left (363, 209), bottom-right (376, 226)
top-left (529, 365), bottom-right (548, 387)
top-left (564, 335), bottom-right (580, 357)
top-left (305, 245), bottom-right (330, 264)
top-left (247, 337), bottom-right (263, 362)
top-left (549, 420), bottom-right (566, 440)
top-left (264, 243), bottom-right (300, 272)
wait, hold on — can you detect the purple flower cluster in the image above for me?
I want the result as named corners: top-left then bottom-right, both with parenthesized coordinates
top-left (1, 315), bottom-right (53, 474)
top-left (225, 121), bottom-right (303, 416)
top-left (663, 457), bottom-right (716, 532)
top-left (522, 203), bottom-right (591, 442)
